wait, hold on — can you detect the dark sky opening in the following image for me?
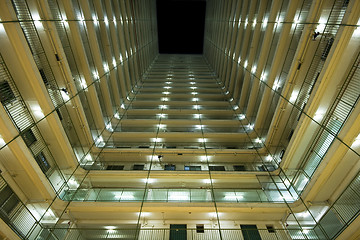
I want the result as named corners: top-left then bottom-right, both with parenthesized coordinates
top-left (156, 0), bottom-right (206, 54)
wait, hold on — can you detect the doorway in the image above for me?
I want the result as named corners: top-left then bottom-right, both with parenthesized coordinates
top-left (240, 225), bottom-right (262, 240)
top-left (170, 224), bottom-right (187, 240)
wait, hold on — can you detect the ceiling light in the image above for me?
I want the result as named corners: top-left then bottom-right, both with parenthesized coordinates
top-left (157, 124), bottom-right (166, 129)
top-left (169, 192), bottom-right (189, 201)
top-left (93, 16), bottom-right (98, 24)
top-left (238, 114), bottom-right (245, 120)
top-left (0, 135), bottom-right (6, 147)
top-left (31, 105), bottom-right (44, 118)
top-left (60, 90), bottom-right (70, 101)
top-left (247, 124), bottom-right (254, 130)
top-left (314, 109), bottom-right (325, 121)
top-left (351, 133), bottom-right (360, 147)
top-left (157, 113), bottom-right (167, 118)
top-left (103, 63), bottom-right (109, 72)
top-left (93, 71), bottom-right (99, 79)
top-left (262, 18), bottom-right (268, 28)
top-left (33, 15), bottom-right (42, 28)
top-left (143, 178), bottom-right (156, 183)
top-left (152, 138), bottom-right (162, 143)
top-left (80, 78), bottom-right (87, 89)
top-left (272, 81), bottom-right (281, 90)
top-left (95, 136), bottom-right (105, 147)
top-left (106, 123), bottom-right (113, 132)
top-left (251, 66), bottom-right (257, 73)
top-left (261, 72), bottom-right (267, 81)
top-left (289, 90), bottom-right (299, 103)
top-left (105, 226), bottom-right (116, 231)
top-left (203, 179), bottom-right (212, 184)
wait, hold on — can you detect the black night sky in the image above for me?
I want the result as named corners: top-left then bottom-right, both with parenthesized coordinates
top-left (156, 0), bottom-right (206, 54)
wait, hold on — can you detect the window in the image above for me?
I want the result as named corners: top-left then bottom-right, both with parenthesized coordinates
top-left (35, 152), bottom-right (51, 174)
top-left (165, 164), bottom-right (176, 170)
top-left (321, 37), bottom-right (334, 60)
top-left (209, 166), bottom-right (225, 171)
top-left (196, 224), bottom-right (204, 233)
top-left (258, 164), bottom-right (276, 172)
top-left (133, 164), bottom-right (144, 170)
top-left (233, 165), bottom-right (246, 171)
top-left (266, 225), bottom-right (275, 233)
top-left (240, 225), bottom-right (261, 240)
top-left (0, 185), bottom-right (20, 215)
top-left (106, 165), bottom-right (124, 170)
top-left (39, 69), bottom-right (49, 86)
top-left (22, 129), bottom-right (37, 147)
top-left (288, 129), bottom-right (294, 141)
top-left (184, 166), bottom-right (201, 171)
top-left (56, 108), bottom-right (63, 121)
top-left (0, 81), bottom-right (16, 105)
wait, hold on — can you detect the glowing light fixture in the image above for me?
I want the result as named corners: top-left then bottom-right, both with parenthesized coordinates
top-left (106, 123), bottom-right (113, 132)
top-left (262, 18), bottom-right (268, 28)
top-left (104, 63), bottom-right (109, 72)
top-left (272, 81), bottom-right (281, 90)
top-left (238, 114), bottom-right (245, 120)
top-left (289, 90), bottom-right (299, 103)
top-left (251, 66), bottom-right (257, 73)
top-left (0, 135), bottom-right (6, 147)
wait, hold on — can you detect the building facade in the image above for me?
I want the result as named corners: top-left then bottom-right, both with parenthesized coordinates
top-left (0, 0), bottom-right (359, 239)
